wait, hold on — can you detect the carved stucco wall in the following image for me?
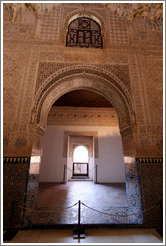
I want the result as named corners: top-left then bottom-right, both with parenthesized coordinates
top-left (3, 50), bottom-right (36, 157)
top-left (3, 3), bottom-right (163, 228)
top-left (132, 57), bottom-right (163, 157)
top-left (4, 55), bottom-right (162, 157)
top-left (3, 57), bottom-right (162, 158)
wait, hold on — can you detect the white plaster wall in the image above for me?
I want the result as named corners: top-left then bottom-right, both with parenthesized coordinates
top-left (39, 125), bottom-right (126, 183)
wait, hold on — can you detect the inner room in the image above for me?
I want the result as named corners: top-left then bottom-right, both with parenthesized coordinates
top-left (37, 89), bottom-right (128, 224)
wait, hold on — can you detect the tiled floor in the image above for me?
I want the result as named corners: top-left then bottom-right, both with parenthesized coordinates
top-left (37, 181), bottom-right (128, 208)
top-left (3, 228), bottom-right (163, 244)
top-left (35, 181), bottom-right (129, 224)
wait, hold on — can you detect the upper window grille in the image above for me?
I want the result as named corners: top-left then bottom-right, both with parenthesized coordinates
top-left (66, 17), bottom-right (103, 48)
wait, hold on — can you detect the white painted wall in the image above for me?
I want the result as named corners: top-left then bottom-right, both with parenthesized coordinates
top-left (39, 125), bottom-right (126, 183)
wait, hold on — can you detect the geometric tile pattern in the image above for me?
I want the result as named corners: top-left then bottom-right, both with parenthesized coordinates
top-left (39, 8), bottom-right (60, 41)
top-left (137, 157), bottom-right (163, 227)
top-left (3, 157), bottom-right (30, 229)
top-left (109, 12), bottom-right (129, 45)
top-left (124, 161), bottom-right (143, 224)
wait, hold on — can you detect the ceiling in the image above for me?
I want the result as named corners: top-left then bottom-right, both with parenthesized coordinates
top-left (53, 90), bottom-right (113, 108)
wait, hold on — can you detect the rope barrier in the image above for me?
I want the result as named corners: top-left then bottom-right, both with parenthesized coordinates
top-left (81, 202), bottom-right (158, 217)
top-left (65, 166), bottom-right (73, 172)
top-left (65, 165), bottom-right (97, 174)
top-left (87, 165), bottom-right (97, 174)
top-left (18, 164), bottom-right (97, 174)
top-left (19, 202), bottom-right (78, 213)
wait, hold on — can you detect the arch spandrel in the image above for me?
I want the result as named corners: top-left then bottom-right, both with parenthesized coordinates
top-left (35, 65), bottom-right (132, 111)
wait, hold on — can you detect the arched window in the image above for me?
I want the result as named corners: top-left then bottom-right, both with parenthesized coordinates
top-left (73, 146), bottom-right (89, 177)
top-left (66, 17), bottom-right (103, 48)
top-left (73, 145), bottom-right (89, 163)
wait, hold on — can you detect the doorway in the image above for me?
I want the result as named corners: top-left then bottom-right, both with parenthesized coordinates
top-left (24, 68), bottom-right (143, 227)
top-left (67, 134), bottom-right (94, 182)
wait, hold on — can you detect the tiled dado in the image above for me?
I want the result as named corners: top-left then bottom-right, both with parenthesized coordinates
top-left (137, 157), bottom-right (163, 227)
top-left (3, 157), bottom-right (30, 229)
top-left (3, 157), bottom-right (30, 163)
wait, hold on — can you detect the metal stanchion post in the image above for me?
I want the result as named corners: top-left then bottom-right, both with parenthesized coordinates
top-left (73, 200), bottom-right (85, 239)
top-left (78, 200), bottom-right (81, 226)
top-left (95, 165), bottom-right (98, 184)
top-left (63, 165), bottom-right (66, 184)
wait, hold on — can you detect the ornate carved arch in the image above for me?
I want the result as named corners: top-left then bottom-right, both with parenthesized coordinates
top-left (25, 64), bottom-right (141, 227)
top-left (33, 65), bottom-right (135, 133)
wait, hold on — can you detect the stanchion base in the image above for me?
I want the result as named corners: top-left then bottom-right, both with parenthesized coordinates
top-left (73, 228), bottom-right (85, 239)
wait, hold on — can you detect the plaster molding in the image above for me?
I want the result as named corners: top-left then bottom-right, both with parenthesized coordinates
top-left (47, 106), bottom-right (119, 127)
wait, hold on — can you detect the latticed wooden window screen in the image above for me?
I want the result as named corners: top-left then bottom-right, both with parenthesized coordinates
top-left (66, 17), bottom-right (103, 48)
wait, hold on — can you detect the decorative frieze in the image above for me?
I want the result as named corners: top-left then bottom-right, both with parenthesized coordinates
top-left (136, 157), bottom-right (163, 164)
top-left (47, 106), bottom-right (119, 127)
top-left (3, 157), bottom-right (30, 164)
